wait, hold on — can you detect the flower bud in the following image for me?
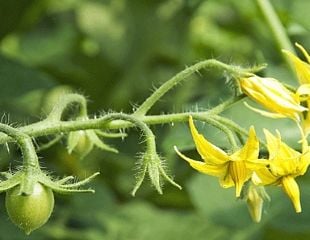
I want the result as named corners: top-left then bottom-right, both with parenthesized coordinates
top-left (239, 75), bottom-right (306, 121)
top-left (67, 130), bottom-right (93, 159)
top-left (245, 184), bottom-right (269, 223)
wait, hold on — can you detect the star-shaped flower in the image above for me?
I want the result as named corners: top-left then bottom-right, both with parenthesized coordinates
top-left (174, 116), bottom-right (265, 197)
top-left (253, 129), bottom-right (310, 213)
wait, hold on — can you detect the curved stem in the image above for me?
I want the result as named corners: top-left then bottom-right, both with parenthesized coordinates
top-left (36, 135), bottom-right (64, 152)
top-left (47, 93), bottom-right (88, 121)
top-left (0, 124), bottom-right (40, 195)
top-left (0, 94), bottom-right (246, 145)
top-left (207, 94), bottom-right (247, 115)
top-left (0, 98), bottom-right (244, 146)
top-left (191, 114), bottom-right (238, 151)
top-left (134, 59), bottom-right (252, 116)
top-left (99, 113), bottom-right (157, 153)
top-left (0, 124), bottom-right (39, 169)
top-left (211, 115), bottom-right (267, 149)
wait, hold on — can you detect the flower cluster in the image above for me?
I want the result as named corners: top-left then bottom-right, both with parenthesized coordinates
top-left (175, 44), bottom-right (310, 222)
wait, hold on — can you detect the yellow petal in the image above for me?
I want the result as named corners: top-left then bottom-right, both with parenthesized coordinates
top-left (281, 176), bottom-right (301, 213)
top-left (189, 116), bottom-right (229, 164)
top-left (283, 49), bottom-right (310, 84)
top-left (270, 158), bottom-right (300, 176)
top-left (231, 126), bottom-right (259, 161)
top-left (244, 102), bottom-right (293, 119)
top-left (174, 146), bottom-right (226, 176)
top-left (296, 84), bottom-right (310, 101)
top-left (302, 106), bottom-right (310, 137)
top-left (277, 140), bottom-right (300, 160)
top-left (298, 151), bottom-right (310, 176)
top-left (253, 167), bottom-right (278, 185)
top-left (263, 129), bottom-right (281, 160)
top-left (245, 158), bottom-right (269, 170)
top-left (296, 43), bottom-right (310, 63)
top-left (264, 129), bottom-right (303, 175)
top-left (219, 174), bottom-right (234, 189)
top-left (263, 129), bottom-right (299, 159)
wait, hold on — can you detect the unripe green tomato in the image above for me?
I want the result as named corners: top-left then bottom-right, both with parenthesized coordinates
top-left (5, 182), bottom-right (54, 235)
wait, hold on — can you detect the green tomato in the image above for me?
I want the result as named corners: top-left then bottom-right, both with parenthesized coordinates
top-left (5, 182), bottom-right (54, 235)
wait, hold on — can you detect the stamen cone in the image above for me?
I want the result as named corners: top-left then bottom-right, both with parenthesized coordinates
top-left (229, 161), bottom-right (247, 197)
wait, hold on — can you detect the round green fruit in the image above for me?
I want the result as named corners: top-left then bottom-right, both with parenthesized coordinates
top-left (5, 182), bottom-right (54, 235)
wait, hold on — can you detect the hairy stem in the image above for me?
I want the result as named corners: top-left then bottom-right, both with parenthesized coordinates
top-left (0, 124), bottom-right (39, 169)
top-left (134, 59), bottom-right (252, 116)
top-left (211, 115), bottom-right (267, 149)
top-left (192, 115), bottom-right (238, 150)
top-left (47, 93), bottom-right (88, 121)
top-left (0, 95), bottom-right (244, 145)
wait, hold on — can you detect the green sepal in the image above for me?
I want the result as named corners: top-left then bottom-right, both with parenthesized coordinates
top-left (131, 152), bottom-right (181, 196)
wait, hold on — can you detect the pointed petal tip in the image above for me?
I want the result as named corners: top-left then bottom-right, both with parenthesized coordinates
top-left (174, 146), bottom-right (195, 163)
top-left (247, 126), bottom-right (258, 142)
top-left (282, 176), bottom-right (302, 214)
top-left (173, 146), bottom-right (188, 162)
top-left (235, 190), bottom-right (241, 198)
top-left (295, 207), bottom-right (302, 213)
top-left (235, 182), bottom-right (243, 198)
top-left (263, 128), bottom-right (276, 138)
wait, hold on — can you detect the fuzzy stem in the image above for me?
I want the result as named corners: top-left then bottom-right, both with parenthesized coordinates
top-left (47, 93), bottom-right (88, 121)
top-left (211, 115), bottom-right (267, 149)
top-left (0, 124), bottom-right (39, 169)
top-left (134, 59), bottom-right (253, 116)
top-left (192, 115), bottom-right (238, 151)
top-left (0, 124), bottom-right (40, 195)
top-left (100, 113), bottom-right (157, 153)
top-left (0, 95), bottom-right (245, 145)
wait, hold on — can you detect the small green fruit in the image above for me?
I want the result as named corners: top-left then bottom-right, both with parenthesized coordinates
top-left (5, 182), bottom-right (54, 235)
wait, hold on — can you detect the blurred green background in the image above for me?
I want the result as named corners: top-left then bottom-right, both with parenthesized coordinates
top-left (0, 0), bottom-right (310, 239)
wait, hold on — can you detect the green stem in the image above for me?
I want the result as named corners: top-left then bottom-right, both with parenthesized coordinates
top-left (211, 115), bottom-right (267, 149)
top-left (36, 135), bottom-right (64, 152)
top-left (134, 59), bottom-right (252, 116)
top-left (106, 114), bottom-right (157, 153)
top-left (192, 115), bottom-right (238, 150)
top-left (0, 95), bottom-right (245, 145)
top-left (256, 0), bottom-right (295, 69)
top-left (207, 94), bottom-right (247, 115)
top-left (0, 124), bottom-right (40, 195)
top-left (78, 113), bottom-right (157, 154)
top-left (0, 124), bottom-right (39, 169)
top-left (47, 93), bottom-right (88, 121)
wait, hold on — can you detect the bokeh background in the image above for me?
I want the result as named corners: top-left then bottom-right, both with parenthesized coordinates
top-left (0, 0), bottom-right (310, 239)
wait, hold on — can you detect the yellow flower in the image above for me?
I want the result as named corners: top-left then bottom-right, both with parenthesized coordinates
top-left (174, 116), bottom-right (265, 197)
top-left (283, 43), bottom-right (310, 84)
top-left (239, 75), bottom-right (307, 121)
top-left (254, 129), bottom-right (310, 213)
top-left (283, 44), bottom-right (310, 135)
